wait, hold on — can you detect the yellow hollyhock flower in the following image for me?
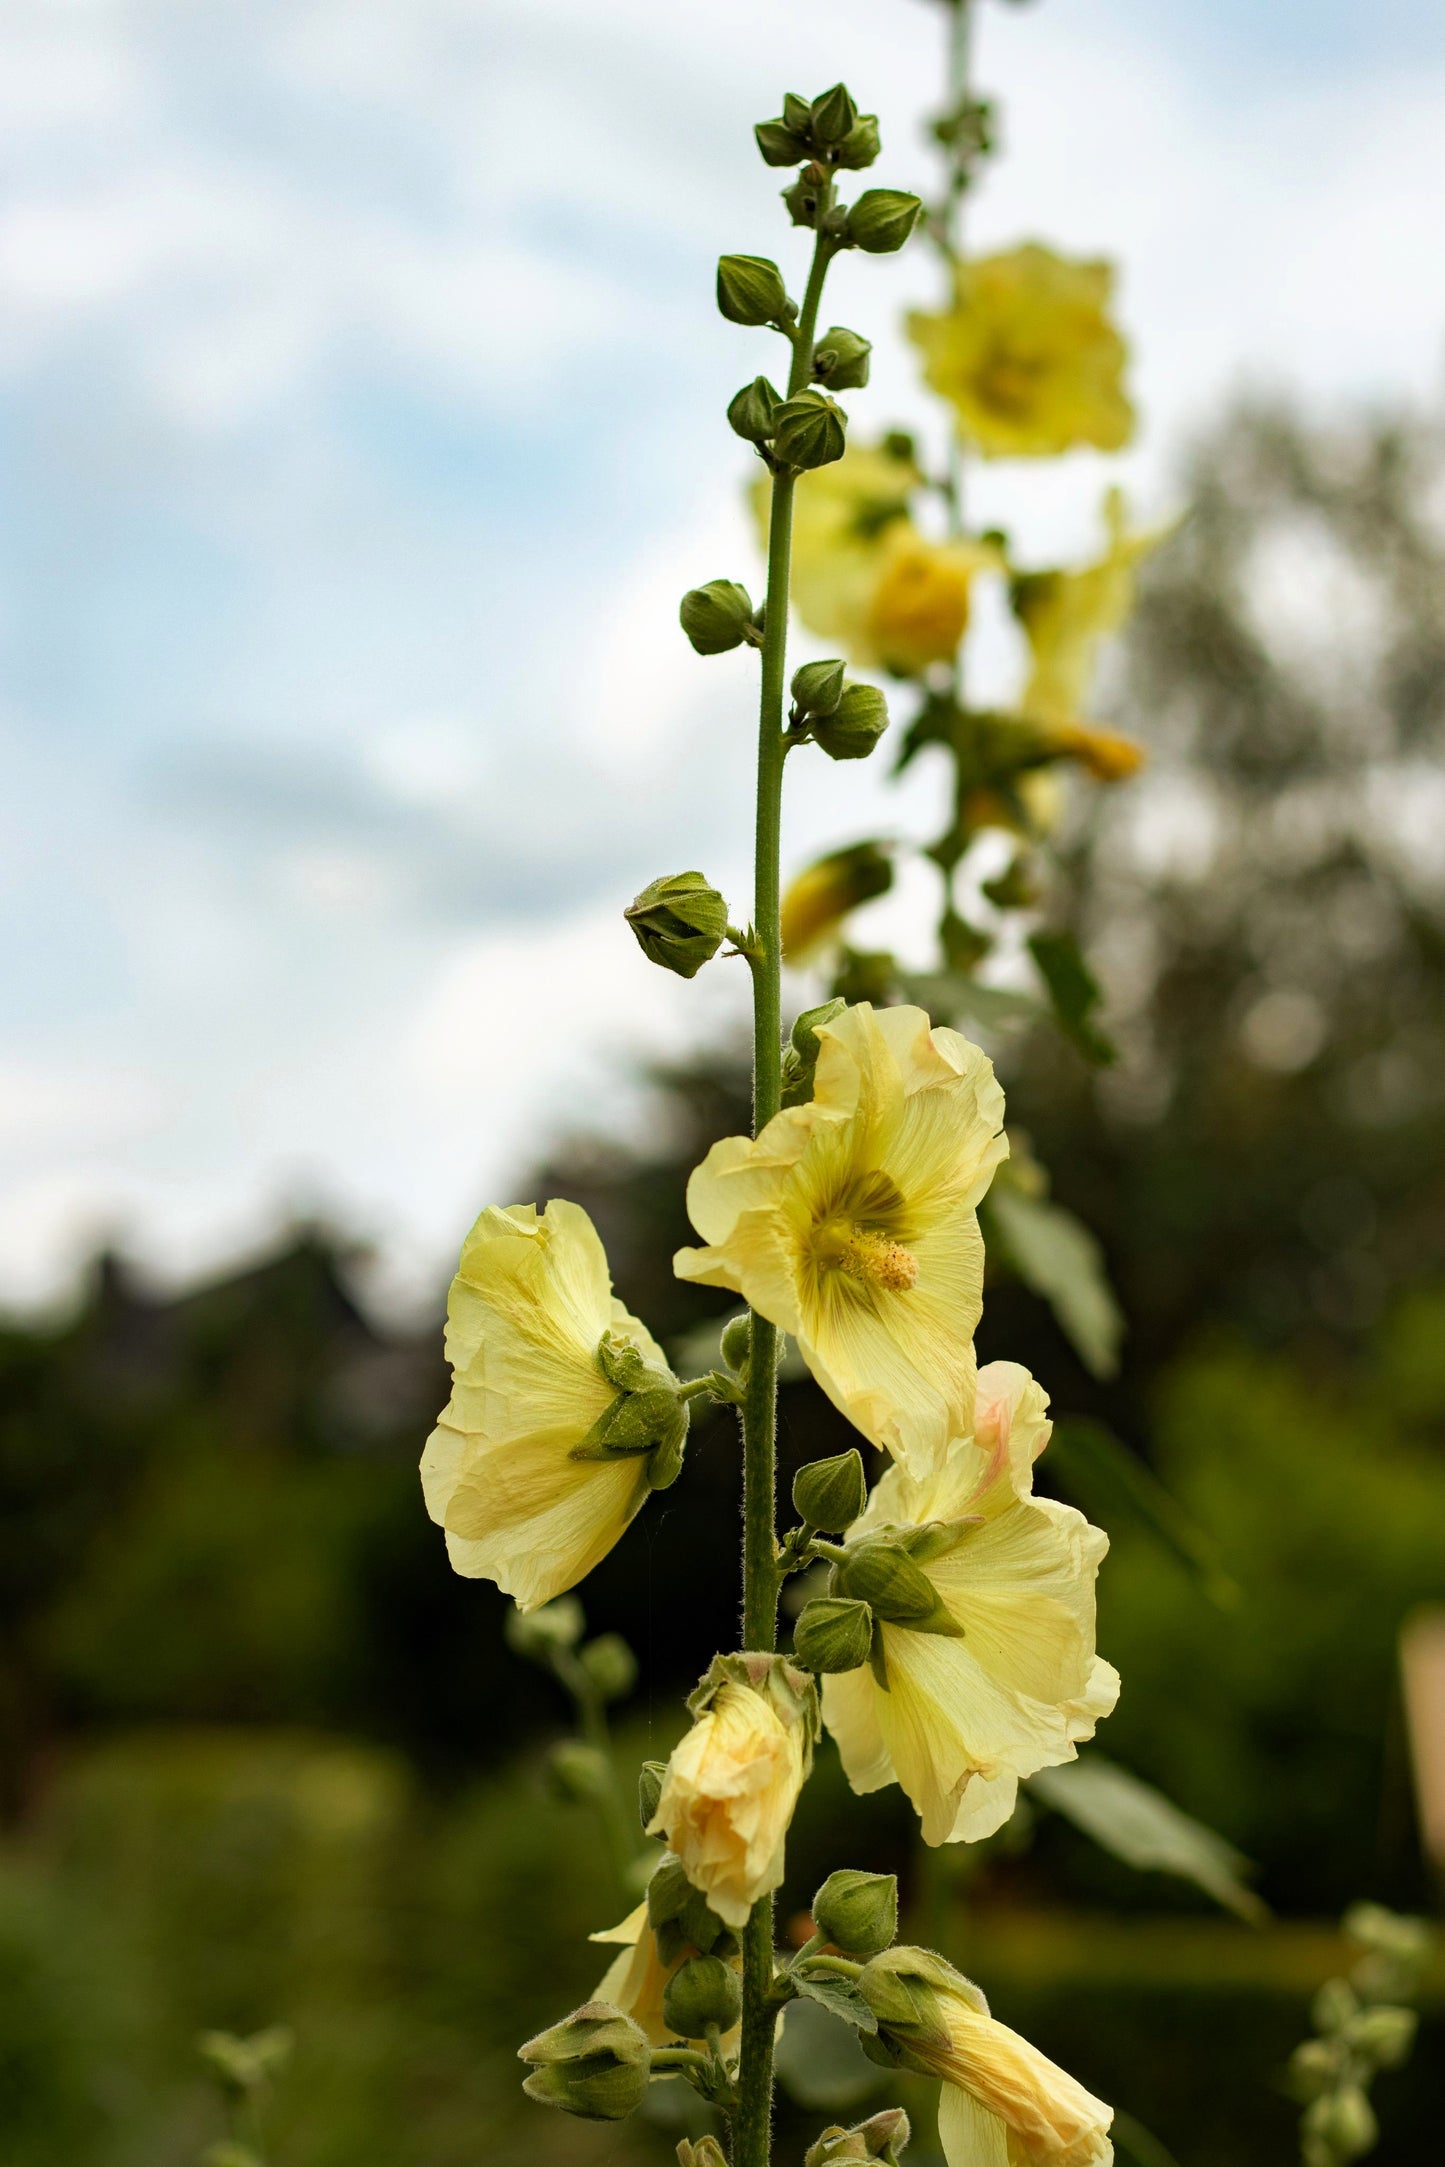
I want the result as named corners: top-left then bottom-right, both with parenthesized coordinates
top-left (820, 1362), bottom-right (1117, 1842)
top-left (908, 244), bottom-right (1133, 460)
top-left (780, 840), bottom-right (893, 963)
top-left (1013, 488), bottom-right (1164, 737)
top-left (420, 1199), bottom-right (683, 1611)
top-left (860, 1946), bottom-right (1113, 2166)
top-left (648, 1654), bottom-right (817, 1930)
top-left (675, 1003), bottom-right (1007, 1472)
top-left (590, 1903), bottom-right (742, 2051)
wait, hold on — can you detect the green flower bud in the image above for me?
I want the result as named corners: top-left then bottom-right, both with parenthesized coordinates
top-left (1289, 2038), bottom-right (1342, 2100)
top-left (626, 871), bottom-right (729, 977)
top-left (1311, 1979), bottom-right (1358, 2036)
top-left (716, 253), bottom-right (791, 327)
top-left (505, 1595), bottom-right (585, 1662)
top-left (834, 1538), bottom-right (954, 1629)
top-left (728, 376), bottom-right (783, 445)
top-left (1303, 2086), bottom-right (1377, 2161)
top-left (773, 390), bottom-right (847, 472)
top-left (781, 997), bottom-right (847, 1107)
top-left (812, 1869), bottom-right (898, 1957)
top-left (810, 83), bottom-right (858, 148)
top-left (793, 1448), bottom-right (867, 1530)
top-left (834, 114), bottom-right (882, 171)
top-left (720, 1313), bottom-right (753, 1373)
top-left (579, 1632), bottom-right (637, 1702)
top-left (845, 190), bottom-right (923, 255)
top-left (547, 1739), bottom-right (612, 1805)
top-left (663, 1954), bottom-right (742, 2039)
top-left (782, 168), bottom-right (827, 229)
top-left (793, 1595), bottom-right (875, 1674)
top-left (197, 2028), bottom-right (294, 2094)
top-left (1343, 2004), bottom-right (1417, 2069)
top-left (638, 1760), bottom-right (667, 1830)
top-left (812, 682), bottom-right (889, 762)
top-left (812, 326), bottom-right (872, 392)
top-left (679, 579), bottom-right (756, 654)
top-left (519, 2002), bottom-right (651, 2122)
top-left (792, 657), bottom-right (847, 718)
top-left (678, 2140), bottom-right (730, 2167)
top-left (755, 119), bottom-right (810, 167)
top-left (647, 1850), bottom-right (694, 1931)
top-left (805, 2110), bottom-right (911, 2167)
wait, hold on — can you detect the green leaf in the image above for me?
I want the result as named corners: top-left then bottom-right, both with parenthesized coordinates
top-left (1028, 1754), bottom-right (1267, 1923)
top-left (984, 1187), bottom-right (1124, 1378)
top-left (1046, 1417), bottom-right (1239, 1610)
top-left (1027, 930), bottom-right (1116, 1064)
top-left (773, 1996), bottom-right (881, 2111)
top-left (793, 1968), bottom-right (879, 2033)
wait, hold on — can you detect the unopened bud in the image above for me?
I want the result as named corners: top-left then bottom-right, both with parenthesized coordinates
top-left (755, 119), bottom-right (810, 167)
top-left (626, 871), bottom-right (729, 978)
top-left (794, 1596), bottom-right (875, 1674)
top-left (1289, 2038), bottom-right (1341, 2100)
top-left (781, 998), bottom-right (847, 1107)
top-left (780, 840), bottom-right (893, 962)
top-left (1311, 1979), bottom-right (1358, 2036)
top-left (1343, 2004), bottom-right (1417, 2069)
top-left (1303, 2086), bottom-right (1377, 2161)
top-left (663, 1954), bottom-right (742, 2039)
top-left (812, 1869), bottom-right (898, 1957)
top-left (834, 1539), bottom-right (948, 1628)
top-left (579, 1633), bottom-right (637, 1702)
top-left (679, 579), bottom-right (756, 655)
top-left (720, 1313), bottom-right (753, 1373)
top-left (728, 376), bottom-right (783, 445)
top-left (782, 93), bottom-right (813, 135)
top-left (792, 657), bottom-right (847, 718)
top-left (793, 1449), bottom-right (867, 1530)
top-left (716, 253), bottom-right (791, 327)
top-left (812, 682), bottom-right (889, 762)
top-left (506, 1596), bottom-right (585, 1663)
top-left (810, 83), bottom-right (859, 148)
top-left (638, 1760), bottom-right (667, 1829)
top-left (678, 2140), bottom-right (730, 2167)
top-left (783, 169), bottom-right (827, 229)
top-left (805, 2109), bottom-right (911, 2167)
top-left (519, 2003), bottom-right (651, 2122)
top-left (547, 1740), bottom-right (612, 1805)
top-left (845, 190), bottom-right (923, 255)
top-left (773, 390), bottom-right (847, 472)
top-left (834, 115), bottom-right (882, 171)
top-left (812, 327), bottom-right (872, 392)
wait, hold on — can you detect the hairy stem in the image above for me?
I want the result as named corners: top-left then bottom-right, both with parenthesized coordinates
top-left (734, 219), bottom-right (836, 2167)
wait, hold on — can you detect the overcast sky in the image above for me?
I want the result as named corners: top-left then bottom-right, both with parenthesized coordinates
top-left (3, 0), bottom-right (1444, 1314)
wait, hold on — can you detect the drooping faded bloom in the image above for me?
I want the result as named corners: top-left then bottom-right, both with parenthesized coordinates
top-left (590, 1903), bottom-right (742, 2051)
top-left (860, 1946), bottom-right (1113, 2165)
top-left (675, 1003), bottom-right (1007, 1472)
top-left (756, 439), bottom-right (996, 676)
top-left (820, 1362), bottom-right (1118, 1842)
top-left (648, 1654), bottom-right (818, 1930)
top-left (908, 244), bottom-right (1133, 460)
top-left (421, 1200), bottom-right (685, 1611)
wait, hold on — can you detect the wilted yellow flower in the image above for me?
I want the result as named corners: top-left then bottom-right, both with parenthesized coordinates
top-left (1013, 489), bottom-right (1164, 735)
top-left (780, 840), bottom-right (893, 963)
top-left (590, 1903), bottom-right (741, 2051)
top-left (648, 1654), bottom-right (817, 1930)
top-left (676, 1004), bottom-right (1006, 1472)
top-left (421, 1200), bottom-right (683, 1611)
top-left (860, 1946), bottom-right (1113, 2166)
top-left (821, 1362), bottom-right (1117, 1842)
top-left (908, 244), bottom-right (1133, 460)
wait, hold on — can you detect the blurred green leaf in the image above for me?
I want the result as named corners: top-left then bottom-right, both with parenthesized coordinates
top-left (1028, 1754), bottom-right (1267, 1922)
top-left (1047, 1418), bottom-right (1239, 1609)
top-left (985, 1186), bottom-right (1124, 1378)
top-left (1027, 930), bottom-right (1116, 1065)
top-left (901, 970), bottom-right (1042, 1036)
top-left (793, 1969), bottom-right (878, 2033)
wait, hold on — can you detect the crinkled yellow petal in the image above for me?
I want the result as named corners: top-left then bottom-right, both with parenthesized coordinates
top-left (649, 1683), bottom-right (806, 1930)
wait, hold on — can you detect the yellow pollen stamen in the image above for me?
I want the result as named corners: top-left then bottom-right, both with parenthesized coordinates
top-left (833, 1226), bottom-right (919, 1293)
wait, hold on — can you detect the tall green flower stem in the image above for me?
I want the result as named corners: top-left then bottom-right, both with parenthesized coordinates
top-left (736, 220), bottom-right (839, 2167)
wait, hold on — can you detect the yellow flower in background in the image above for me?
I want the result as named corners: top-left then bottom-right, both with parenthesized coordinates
top-left (590, 1904), bottom-right (742, 2051)
top-left (860, 1946), bottom-right (1114, 2166)
top-left (648, 1655), bottom-right (817, 1930)
top-left (821, 1362), bottom-right (1117, 1842)
top-left (908, 244), bottom-right (1133, 459)
top-left (420, 1200), bottom-right (683, 1611)
top-left (1012, 488), bottom-right (1166, 734)
top-left (780, 840), bottom-right (894, 963)
top-left (676, 1003), bottom-right (1007, 1472)
top-left (863, 526), bottom-right (994, 676)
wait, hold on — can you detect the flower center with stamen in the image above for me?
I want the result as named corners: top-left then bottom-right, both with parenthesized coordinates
top-left (827, 1224), bottom-right (920, 1293)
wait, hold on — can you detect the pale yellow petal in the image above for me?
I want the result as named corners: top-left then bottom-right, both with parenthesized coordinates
top-left (939, 2078), bottom-right (1012, 2167)
top-left (821, 1665), bottom-right (895, 1795)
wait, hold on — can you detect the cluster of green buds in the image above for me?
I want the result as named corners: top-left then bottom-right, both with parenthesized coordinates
top-left (805, 2109), bottom-right (911, 2167)
top-left (788, 657), bottom-right (890, 763)
top-left (791, 1504), bottom-right (969, 1681)
top-left (519, 2001), bottom-right (653, 2121)
top-left (1289, 1904), bottom-right (1434, 2167)
top-left (571, 1329), bottom-right (692, 1489)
